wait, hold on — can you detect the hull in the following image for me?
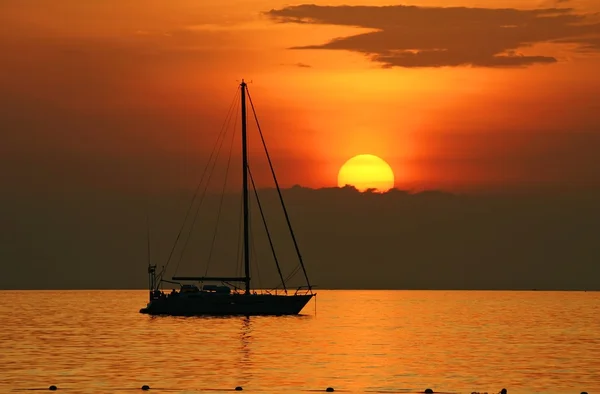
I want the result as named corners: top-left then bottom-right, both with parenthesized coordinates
top-left (139, 292), bottom-right (314, 316)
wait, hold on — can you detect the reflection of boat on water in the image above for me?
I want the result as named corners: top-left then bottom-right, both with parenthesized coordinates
top-left (238, 317), bottom-right (253, 384)
top-left (140, 80), bottom-right (315, 316)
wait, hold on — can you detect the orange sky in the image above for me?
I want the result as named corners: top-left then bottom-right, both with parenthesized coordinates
top-left (1, 0), bottom-right (599, 194)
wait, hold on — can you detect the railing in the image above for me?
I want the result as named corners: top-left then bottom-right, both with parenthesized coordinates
top-left (294, 285), bottom-right (315, 295)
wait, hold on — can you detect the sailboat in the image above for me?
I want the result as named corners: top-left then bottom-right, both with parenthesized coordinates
top-left (139, 80), bottom-right (315, 316)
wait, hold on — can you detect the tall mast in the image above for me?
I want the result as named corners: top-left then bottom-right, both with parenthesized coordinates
top-left (241, 80), bottom-right (251, 294)
top-left (146, 207), bottom-right (157, 298)
top-left (146, 208), bottom-right (151, 269)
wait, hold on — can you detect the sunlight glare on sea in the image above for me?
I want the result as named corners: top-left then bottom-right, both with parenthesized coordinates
top-left (1, 290), bottom-right (599, 394)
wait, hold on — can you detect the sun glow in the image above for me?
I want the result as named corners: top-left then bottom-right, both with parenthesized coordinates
top-left (337, 154), bottom-right (395, 192)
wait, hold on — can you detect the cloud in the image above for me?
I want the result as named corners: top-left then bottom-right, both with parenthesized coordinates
top-left (3, 185), bottom-right (600, 290)
top-left (280, 62), bottom-right (312, 68)
top-left (556, 35), bottom-right (600, 51)
top-left (266, 4), bottom-right (600, 68)
top-left (279, 62), bottom-right (312, 68)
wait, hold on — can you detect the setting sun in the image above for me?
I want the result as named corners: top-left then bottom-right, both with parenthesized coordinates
top-left (337, 154), bottom-right (395, 192)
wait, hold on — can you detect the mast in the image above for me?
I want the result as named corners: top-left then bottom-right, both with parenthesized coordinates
top-left (241, 80), bottom-right (251, 294)
top-left (146, 208), bottom-right (151, 270)
top-left (146, 208), bottom-right (157, 299)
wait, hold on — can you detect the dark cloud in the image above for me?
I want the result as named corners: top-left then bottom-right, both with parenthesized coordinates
top-left (2, 186), bottom-right (599, 290)
top-left (266, 4), bottom-right (600, 68)
top-left (556, 35), bottom-right (600, 51)
top-left (280, 62), bottom-right (312, 68)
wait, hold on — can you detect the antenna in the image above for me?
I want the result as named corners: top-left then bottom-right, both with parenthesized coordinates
top-left (146, 207), bottom-right (151, 267)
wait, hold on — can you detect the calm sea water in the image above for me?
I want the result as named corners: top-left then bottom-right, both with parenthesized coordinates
top-left (1, 290), bottom-right (598, 394)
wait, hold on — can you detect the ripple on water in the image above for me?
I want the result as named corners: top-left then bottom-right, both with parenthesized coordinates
top-left (1, 290), bottom-right (599, 394)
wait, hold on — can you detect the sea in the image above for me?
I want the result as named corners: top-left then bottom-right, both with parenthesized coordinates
top-left (1, 290), bottom-right (598, 394)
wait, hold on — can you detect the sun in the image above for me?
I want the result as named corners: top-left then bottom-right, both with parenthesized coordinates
top-left (337, 154), bottom-right (395, 192)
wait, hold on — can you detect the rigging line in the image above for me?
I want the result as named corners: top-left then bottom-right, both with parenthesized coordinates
top-left (286, 265), bottom-right (302, 282)
top-left (248, 164), bottom-right (287, 294)
top-left (158, 86), bottom-right (240, 282)
top-left (276, 263), bottom-right (301, 290)
top-left (173, 94), bottom-right (240, 276)
top-left (170, 88), bottom-right (239, 276)
top-left (250, 224), bottom-right (262, 292)
top-left (245, 188), bottom-right (262, 292)
top-left (276, 253), bottom-right (304, 289)
top-left (146, 203), bottom-right (151, 267)
top-left (246, 87), bottom-right (313, 293)
top-left (204, 95), bottom-right (240, 276)
top-left (168, 91), bottom-right (239, 281)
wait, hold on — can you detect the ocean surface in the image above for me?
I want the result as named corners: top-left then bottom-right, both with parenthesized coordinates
top-left (1, 290), bottom-right (598, 394)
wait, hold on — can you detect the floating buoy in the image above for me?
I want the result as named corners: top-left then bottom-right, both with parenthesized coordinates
top-left (326, 388), bottom-right (335, 392)
top-left (424, 389), bottom-right (434, 394)
top-left (235, 387), bottom-right (243, 391)
top-left (581, 392), bottom-right (588, 394)
top-left (48, 386), bottom-right (57, 391)
top-left (141, 385), bottom-right (150, 391)
top-left (500, 389), bottom-right (507, 394)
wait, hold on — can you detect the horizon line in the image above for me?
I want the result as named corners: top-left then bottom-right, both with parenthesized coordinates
top-left (1, 287), bottom-right (597, 292)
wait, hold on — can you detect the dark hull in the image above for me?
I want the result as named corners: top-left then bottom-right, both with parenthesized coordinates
top-left (139, 293), bottom-right (314, 316)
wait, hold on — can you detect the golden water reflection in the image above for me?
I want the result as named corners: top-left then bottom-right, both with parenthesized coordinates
top-left (1, 290), bottom-right (598, 393)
